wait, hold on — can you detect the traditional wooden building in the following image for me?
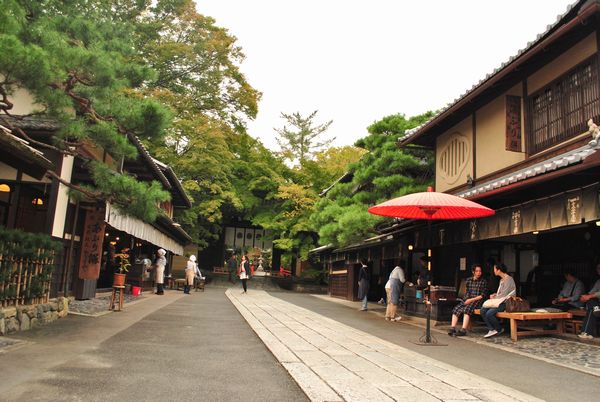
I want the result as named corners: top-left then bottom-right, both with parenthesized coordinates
top-left (399, 0), bottom-right (600, 305)
top-left (312, 0), bottom-right (600, 311)
top-left (0, 100), bottom-right (192, 300)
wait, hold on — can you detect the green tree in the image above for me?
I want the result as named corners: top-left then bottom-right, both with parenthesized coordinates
top-left (302, 145), bottom-right (367, 194)
top-left (311, 112), bottom-right (435, 247)
top-left (133, 0), bottom-right (262, 246)
top-left (275, 110), bottom-right (334, 166)
top-left (0, 0), bottom-right (171, 222)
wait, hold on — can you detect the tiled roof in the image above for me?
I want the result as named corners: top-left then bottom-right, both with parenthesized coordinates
top-left (0, 124), bottom-right (53, 170)
top-left (399, 0), bottom-right (587, 144)
top-left (152, 157), bottom-right (192, 208)
top-left (458, 140), bottom-right (598, 198)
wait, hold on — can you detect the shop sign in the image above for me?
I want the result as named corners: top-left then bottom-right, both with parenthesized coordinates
top-left (78, 207), bottom-right (106, 279)
top-left (505, 95), bottom-right (522, 152)
top-left (567, 196), bottom-right (581, 224)
top-left (511, 209), bottom-right (522, 234)
top-left (470, 221), bottom-right (478, 240)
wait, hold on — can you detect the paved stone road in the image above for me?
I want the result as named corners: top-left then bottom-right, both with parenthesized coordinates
top-left (227, 289), bottom-right (542, 402)
top-left (1, 289), bottom-right (307, 402)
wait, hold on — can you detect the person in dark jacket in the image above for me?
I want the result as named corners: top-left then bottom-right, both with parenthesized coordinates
top-left (238, 255), bottom-right (251, 294)
top-left (358, 259), bottom-right (370, 311)
top-left (227, 254), bottom-right (237, 283)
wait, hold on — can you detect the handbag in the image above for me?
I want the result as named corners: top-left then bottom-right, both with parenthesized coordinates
top-left (482, 298), bottom-right (503, 309)
top-left (505, 296), bottom-right (531, 313)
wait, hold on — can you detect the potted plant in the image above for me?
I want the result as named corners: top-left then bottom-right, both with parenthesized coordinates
top-left (113, 248), bottom-right (131, 287)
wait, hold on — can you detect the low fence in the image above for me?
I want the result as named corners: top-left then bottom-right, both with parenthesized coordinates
top-left (0, 227), bottom-right (61, 307)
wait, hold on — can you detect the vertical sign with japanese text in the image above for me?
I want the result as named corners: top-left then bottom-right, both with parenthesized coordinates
top-left (78, 207), bottom-right (106, 279)
top-left (506, 95), bottom-right (522, 152)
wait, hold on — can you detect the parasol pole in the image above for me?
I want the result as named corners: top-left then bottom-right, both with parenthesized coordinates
top-left (425, 219), bottom-right (432, 343)
top-left (419, 207), bottom-right (438, 345)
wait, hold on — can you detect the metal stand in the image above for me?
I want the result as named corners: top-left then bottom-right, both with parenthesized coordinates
top-left (412, 300), bottom-right (446, 346)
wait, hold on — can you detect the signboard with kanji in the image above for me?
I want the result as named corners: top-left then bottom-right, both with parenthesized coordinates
top-left (505, 95), bottom-right (522, 152)
top-left (78, 207), bottom-right (106, 279)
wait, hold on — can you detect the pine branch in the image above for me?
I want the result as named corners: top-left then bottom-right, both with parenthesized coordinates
top-left (45, 170), bottom-right (102, 200)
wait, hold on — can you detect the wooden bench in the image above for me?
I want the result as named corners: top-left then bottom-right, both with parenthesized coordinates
top-left (213, 266), bottom-right (229, 274)
top-left (475, 309), bottom-right (572, 341)
top-left (565, 309), bottom-right (586, 334)
top-left (174, 278), bottom-right (186, 290)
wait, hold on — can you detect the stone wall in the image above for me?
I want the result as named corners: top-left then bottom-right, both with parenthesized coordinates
top-left (0, 297), bottom-right (69, 335)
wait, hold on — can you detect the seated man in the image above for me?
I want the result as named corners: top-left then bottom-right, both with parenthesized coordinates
top-left (551, 270), bottom-right (585, 311)
top-left (578, 263), bottom-right (600, 339)
top-left (448, 264), bottom-right (488, 337)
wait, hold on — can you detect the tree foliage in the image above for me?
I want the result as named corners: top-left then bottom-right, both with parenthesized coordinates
top-left (275, 110), bottom-right (334, 166)
top-left (0, 0), bottom-right (171, 221)
top-left (311, 112), bottom-right (435, 247)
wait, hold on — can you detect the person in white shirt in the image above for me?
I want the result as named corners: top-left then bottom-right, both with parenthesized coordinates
top-left (385, 264), bottom-right (406, 322)
top-left (184, 255), bottom-right (198, 294)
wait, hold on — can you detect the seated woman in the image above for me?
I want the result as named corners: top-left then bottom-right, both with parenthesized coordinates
top-left (448, 264), bottom-right (487, 336)
top-left (480, 263), bottom-right (516, 338)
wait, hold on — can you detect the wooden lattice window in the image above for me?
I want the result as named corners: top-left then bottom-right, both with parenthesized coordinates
top-left (527, 56), bottom-right (600, 154)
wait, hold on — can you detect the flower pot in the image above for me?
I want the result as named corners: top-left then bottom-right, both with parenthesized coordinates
top-left (113, 273), bottom-right (126, 287)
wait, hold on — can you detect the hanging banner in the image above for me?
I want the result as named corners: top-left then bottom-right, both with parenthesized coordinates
top-left (78, 207), bottom-right (106, 279)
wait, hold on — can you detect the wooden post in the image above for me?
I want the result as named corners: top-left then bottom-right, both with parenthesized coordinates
top-left (15, 257), bottom-right (23, 306)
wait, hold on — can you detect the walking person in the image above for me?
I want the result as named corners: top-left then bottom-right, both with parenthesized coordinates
top-left (184, 254), bottom-right (197, 294)
top-left (227, 254), bottom-right (237, 283)
top-left (238, 254), bottom-right (250, 294)
top-left (480, 263), bottom-right (516, 338)
top-left (154, 248), bottom-right (167, 295)
top-left (358, 259), bottom-right (370, 311)
top-left (385, 263), bottom-right (406, 321)
top-left (448, 264), bottom-right (488, 337)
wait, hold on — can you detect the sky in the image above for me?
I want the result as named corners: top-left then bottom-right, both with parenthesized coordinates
top-left (195, 0), bottom-right (575, 151)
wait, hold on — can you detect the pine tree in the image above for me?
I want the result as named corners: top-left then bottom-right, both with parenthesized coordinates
top-left (275, 110), bottom-right (334, 166)
top-left (311, 112), bottom-right (435, 247)
top-left (0, 0), bottom-right (171, 222)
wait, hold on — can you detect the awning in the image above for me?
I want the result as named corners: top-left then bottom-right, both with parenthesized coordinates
top-left (105, 203), bottom-right (185, 255)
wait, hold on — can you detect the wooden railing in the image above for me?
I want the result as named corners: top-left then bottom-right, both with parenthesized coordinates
top-left (527, 55), bottom-right (600, 155)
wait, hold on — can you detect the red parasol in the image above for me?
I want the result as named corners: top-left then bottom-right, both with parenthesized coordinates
top-left (368, 186), bottom-right (494, 344)
top-left (368, 187), bottom-right (494, 220)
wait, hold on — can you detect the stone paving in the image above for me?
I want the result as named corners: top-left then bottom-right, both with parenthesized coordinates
top-left (0, 337), bottom-right (26, 354)
top-left (68, 292), bottom-right (146, 316)
top-left (313, 294), bottom-right (600, 378)
top-left (226, 289), bottom-right (542, 402)
top-left (460, 328), bottom-right (600, 375)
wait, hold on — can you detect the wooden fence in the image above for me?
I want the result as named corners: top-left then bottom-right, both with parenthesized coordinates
top-left (0, 228), bottom-right (60, 307)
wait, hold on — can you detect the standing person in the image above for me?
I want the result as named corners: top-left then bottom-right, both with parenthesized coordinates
top-left (184, 255), bottom-right (197, 294)
top-left (154, 248), bottom-right (167, 295)
top-left (480, 263), bottom-right (516, 338)
top-left (358, 259), bottom-right (370, 311)
top-left (448, 264), bottom-right (488, 337)
top-left (578, 263), bottom-right (600, 339)
top-left (238, 255), bottom-right (250, 294)
top-left (227, 254), bottom-right (237, 283)
top-left (385, 263), bottom-right (406, 321)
